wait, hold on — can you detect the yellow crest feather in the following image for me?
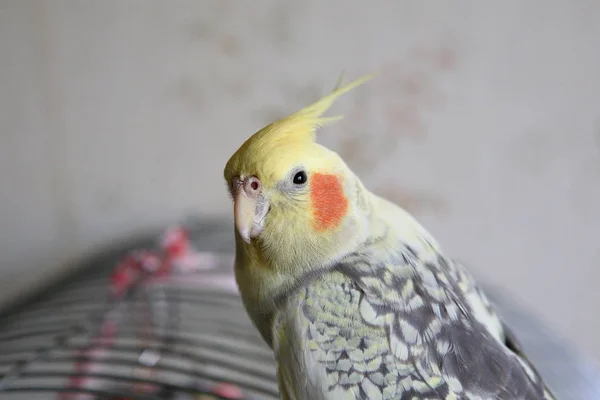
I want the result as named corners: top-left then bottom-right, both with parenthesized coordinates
top-left (257, 73), bottom-right (375, 144)
top-left (224, 73), bottom-right (375, 184)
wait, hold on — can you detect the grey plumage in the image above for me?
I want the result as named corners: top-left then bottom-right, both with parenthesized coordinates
top-left (272, 223), bottom-right (556, 400)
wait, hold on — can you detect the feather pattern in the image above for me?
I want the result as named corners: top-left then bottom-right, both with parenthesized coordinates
top-left (271, 196), bottom-right (556, 400)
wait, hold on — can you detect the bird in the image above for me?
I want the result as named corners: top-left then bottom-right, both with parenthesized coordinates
top-left (223, 74), bottom-right (556, 400)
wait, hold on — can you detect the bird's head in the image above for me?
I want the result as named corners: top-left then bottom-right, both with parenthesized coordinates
top-left (224, 75), bottom-right (375, 276)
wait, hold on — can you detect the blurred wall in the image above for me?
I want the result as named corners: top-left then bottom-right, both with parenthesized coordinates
top-left (1, 1), bottom-right (599, 360)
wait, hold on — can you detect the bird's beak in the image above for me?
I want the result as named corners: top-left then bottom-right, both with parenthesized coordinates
top-left (233, 176), bottom-right (269, 244)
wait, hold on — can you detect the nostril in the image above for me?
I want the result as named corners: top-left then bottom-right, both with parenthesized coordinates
top-left (245, 176), bottom-right (261, 193)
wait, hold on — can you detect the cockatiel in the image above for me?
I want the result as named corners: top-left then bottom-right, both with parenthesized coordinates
top-left (223, 75), bottom-right (556, 400)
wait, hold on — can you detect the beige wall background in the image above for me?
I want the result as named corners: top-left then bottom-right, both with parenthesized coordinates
top-left (1, 0), bottom-right (599, 361)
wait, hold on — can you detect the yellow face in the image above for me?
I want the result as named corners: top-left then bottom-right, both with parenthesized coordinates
top-left (222, 74), bottom-right (373, 268)
top-left (224, 132), bottom-right (349, 245)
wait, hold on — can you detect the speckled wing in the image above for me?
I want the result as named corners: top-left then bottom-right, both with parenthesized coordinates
top-left (284, 240), bottom-right (557, 399)
top-left (338, 241), bottom-right (555, 399)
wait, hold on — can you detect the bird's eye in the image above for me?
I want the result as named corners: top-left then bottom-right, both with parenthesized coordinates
top-left (292, 170), bottom-right (308, 185)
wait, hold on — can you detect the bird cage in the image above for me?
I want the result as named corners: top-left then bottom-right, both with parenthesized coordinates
top-left (0, 219), bottom-right (278, 400)
top-left (0, 217), bottom-right (599, 400)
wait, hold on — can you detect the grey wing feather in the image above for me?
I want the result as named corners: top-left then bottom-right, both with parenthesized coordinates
top-left (500, 316), bottom-right (558, 399)
top-left (460, 264), bottom-right (557, 399)
top-left (431, 257), bottom-right (556, 399)
top-left (337, 246), bottom-right (556, 399)
top-left (430, 258), bottom-right (556, 399)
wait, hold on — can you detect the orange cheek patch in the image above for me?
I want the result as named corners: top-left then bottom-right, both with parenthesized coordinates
top-left (310, 173), bottom-right (349, 232)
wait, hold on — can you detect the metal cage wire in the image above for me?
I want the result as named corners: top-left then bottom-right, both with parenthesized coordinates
top-left (0, 219), bottom-right (279, 400)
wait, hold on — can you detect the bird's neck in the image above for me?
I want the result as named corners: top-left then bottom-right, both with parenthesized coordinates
top-left (234, 184), bottom-right (441, 346)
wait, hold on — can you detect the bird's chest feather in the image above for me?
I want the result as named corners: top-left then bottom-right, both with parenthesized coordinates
top-left (273, 273), bottom-right (413, 400)
top-left (271, 261), bottom-right (551, 400)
